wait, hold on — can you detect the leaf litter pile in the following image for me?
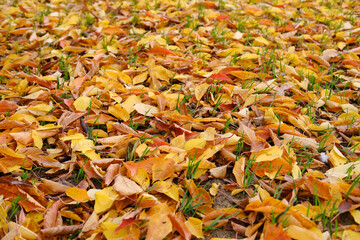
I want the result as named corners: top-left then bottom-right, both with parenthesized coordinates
top-left (1, 0), bottom-right (360, 239)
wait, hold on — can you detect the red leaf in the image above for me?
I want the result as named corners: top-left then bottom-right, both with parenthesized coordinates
top-left (169, 123), bottom-right (195, 137)
top-left (116, 218), bottom-right (136, 231)
top-left (216, 14), bottom-right (230, 21)
top-left (208, 73), bottom-right (232, 83)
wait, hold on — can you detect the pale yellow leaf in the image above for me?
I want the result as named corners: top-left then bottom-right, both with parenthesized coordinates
top-left (113, 175), bottom-right (143, 196)
top-left (73, 96), bottom-right (91, 111)
top-left (133, 103), bottom-right (159, 116)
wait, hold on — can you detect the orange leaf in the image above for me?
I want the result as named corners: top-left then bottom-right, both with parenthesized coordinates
top-left (303, 176), bottom-right (331, 200)
top-left (265, 123), bottom-right (305, 137)
top-left (101, 27), bottom-right (127, 35)
top-left (343, 59), bottom-right (360, 67)
top-left (216, 14), bottom-right (230, 21)
top-left (0, 100), bottom-right (18, 114)
top-left (152, 158), bottom-right (175, 182)
top-left (145, 213), bottom-right (172, 240)
top-left (263, 222), bottom-right (290, 240)
top-left (148, 45), bottom-right (176, 56)
top-left (168, 213), bottom-right (192, 240)
top-left (208, 73), bottom-right (232, 83)
top-left (229, 71), bottom-right (258, 80)
top-left (233, 157), bottom-right (245, 187)
top-left (124, 157), bottom-right (161, 176)
top-left (65, 187), bottom-right (90, 202)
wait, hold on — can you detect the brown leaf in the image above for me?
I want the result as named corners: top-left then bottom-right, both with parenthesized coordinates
top-left (41, 224), bottom-right (83, 237)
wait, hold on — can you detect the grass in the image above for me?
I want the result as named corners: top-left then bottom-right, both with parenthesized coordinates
top-left (57, 55), bottom-right (71, 89)
top-left (9, 195), bottom-right (22, 221)
top-left (180, 153), bottom-right (209, 217)
top-left (2, 0), bottom-right (360, 238)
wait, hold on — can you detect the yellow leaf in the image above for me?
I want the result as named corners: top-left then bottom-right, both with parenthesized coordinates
top-left (135, 143), bottom-right (149, 158)
top-left (170, 134), bottom-right (185, 148)
top-left (184, 138), bottom-right (206, 151)
top-left (60, 209), bottom-right (83, 222)
top-left (342, 103), bottom-right (358, 113)
top-left (60, 133), bottom-right (100, 160)
top-left (118, 71), bottom-right (132, 84)
top-left (221, 133), bottom-right (241, 145)
top-left (0, 145), bottom-right (24, 159)
top-left (325, 162), bottom-right (360, 178)
top-left (292, 164), bottom-right (302, 179)
top-left (286, 225), bottom-right (321, 240)
top-left (229, 71), bottom-right (258, 80)
top-left (133, 72), bottom-right (149, 85)
top-left (60, 14), bottom-right (80, 29)
top-left (350, 210), bottom-right (360, 224)
top-left (233, 156), bottom-right (245, 187)
top-left (342, 230), bottom-right (360, 239)
top-left (240, 53), bottom-right (259, 60)
top-left (73, 96), bottom-right (91, 111)
top-left (258, 186), bottom-right (271, 200)
top-left (0, 198), bottom-right (8, 231)
top-left (155, 37), bottom-right (167, 46)
top-left (185, 217), bottom-right (203, 238)
top-left (132, 167), bottom-right (150, 190)
top-left (2, 54), bottom-right (17, 71)
top-left (150, 65), bottom-right (175, 82)
top-left (102, 221), bottom-right (135, 240)
top-left (27, 104), bottom-right (53, 115)
top-left (253, 37), bottom-right (270, 46)
top-left (65, 187), bottom-right (90, 202)
top-left (109, 92), bottom-right (122, 103)
top-left (216, 48), bottom-right (243, 57)
top-left (199, 127), bottom-right (216, 141)
top-left (209, 183), bottom-right (219, 196)
top-left (122, 95), bottom-right (141, 113)
top-left (108, 104), bottom-right (130, 121)
top-left (91, 129), bottom-right (108, 138)
top-left (251, 146), bottom-right (283, 162)
top-left (194, 83), bottom-right (209, 101)
top-left (337, 41), bottom-right (346, 50)
top-left (94, 187), bottom-right (118, 214)
top-left (328, 146), bottom-right (347, 167)
top-left (164, 185), bottom-right (179, 202)
top-left (8, 222), bottom-right (37, 240)
top-left (32, 130), bottom-right (43, 149)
